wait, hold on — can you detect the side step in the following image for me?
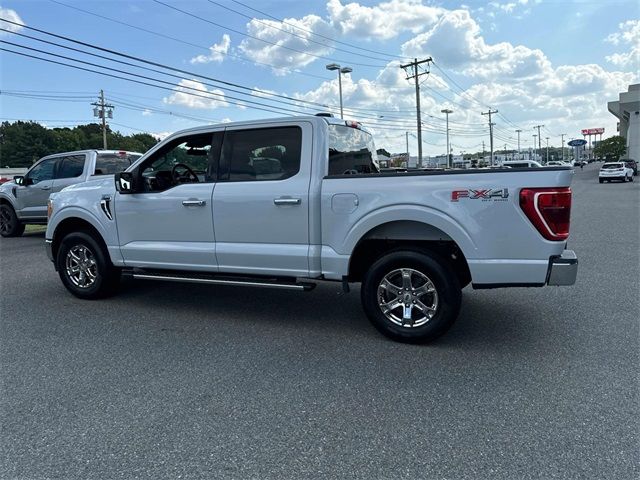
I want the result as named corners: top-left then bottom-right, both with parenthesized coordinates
top-left (124, 269), bottom-right (316, 291)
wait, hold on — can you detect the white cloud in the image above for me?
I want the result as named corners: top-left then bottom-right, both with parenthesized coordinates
top-left (401, 10), bottom-right (550, 79)
top-left (163, 79), bottom-right (229, 110)
top-left (239, 15), bottom-right (334, 73)
top-left (327, 0), bottom-right (444, 40)
top-left (190, 34), bottom-right (231, 64)
top-left (141, 109), bottom-right (152, 116)
top-left (0, 6), bottom-right (25, 34)
top-left (151, 131), bottom-right (173, 141)
top-left (604, 20), bottom-right (639, 69)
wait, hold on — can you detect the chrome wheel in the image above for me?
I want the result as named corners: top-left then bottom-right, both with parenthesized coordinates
top-left (377, 268), bottom-right (439, 327)
top-left (65, 244), bottom-right (98, 288)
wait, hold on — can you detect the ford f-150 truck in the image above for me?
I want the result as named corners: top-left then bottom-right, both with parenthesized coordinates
top-left (0, 150), bottom-right (142, 237)
top-left (44, 116), bottom-right (577, 343)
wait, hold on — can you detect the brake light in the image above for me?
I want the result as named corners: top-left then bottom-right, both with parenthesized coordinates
top-left (519, 187), bottom-right (571, 241)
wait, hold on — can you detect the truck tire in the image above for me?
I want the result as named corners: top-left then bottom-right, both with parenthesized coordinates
top-left (56, 231), bottom-right (120, 299)
top-left (0, 204), bottom-right (25, 237)
top-left (598, 178), bottom-right (603, 184)
top-left (361, 250), bottom-right (462, 343)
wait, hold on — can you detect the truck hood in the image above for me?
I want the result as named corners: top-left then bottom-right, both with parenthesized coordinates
top-left (50, 176), bottom-right (116, 201)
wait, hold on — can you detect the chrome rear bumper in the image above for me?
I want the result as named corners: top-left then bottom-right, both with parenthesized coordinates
top-left (547, 250), bottom-right (578, 286)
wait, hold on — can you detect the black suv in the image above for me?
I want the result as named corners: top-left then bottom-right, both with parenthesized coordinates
top-left (623, 159), bottom-right (638, 176)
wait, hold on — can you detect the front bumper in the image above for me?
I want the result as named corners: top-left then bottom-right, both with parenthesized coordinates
top-left (45, 239), bottom-right (54, 262)
top-left (547, 249), bottom-right (578, 286)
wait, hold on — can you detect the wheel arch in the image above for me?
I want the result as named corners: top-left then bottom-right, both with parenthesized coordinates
top-left (51, 216), bottom-right (110, 264)
top-left (347, 219), bottom-right (472, 287)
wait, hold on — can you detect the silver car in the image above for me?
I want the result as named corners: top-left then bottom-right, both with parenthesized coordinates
top-left (0, 150), bottom-right (141, 237)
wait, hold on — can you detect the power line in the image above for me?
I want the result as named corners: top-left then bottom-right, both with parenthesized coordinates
top-left (230, 0), bottom-right (404, 60)
top-left (48, 0), bottom-right (333, 82)
top-left (151, 0), bottom-right (388, 69)
top-left (206, 0), bottom-right (393, 63)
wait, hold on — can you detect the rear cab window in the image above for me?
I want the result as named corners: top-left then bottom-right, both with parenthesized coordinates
top-left (94, 152), bottom-right (142, 175)
top-left (328, 124), bottom-right (379, 176)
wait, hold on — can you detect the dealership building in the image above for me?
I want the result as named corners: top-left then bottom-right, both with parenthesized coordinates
top-left (608, 84), bottom-right (640, 161)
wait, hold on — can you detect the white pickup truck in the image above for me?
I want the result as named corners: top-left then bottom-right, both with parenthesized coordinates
top-left (45, 115), bottom-right (577, 343)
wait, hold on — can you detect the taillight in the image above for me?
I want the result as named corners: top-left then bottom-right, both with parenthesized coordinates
top-left (519, 187), bottom-right (571, 241)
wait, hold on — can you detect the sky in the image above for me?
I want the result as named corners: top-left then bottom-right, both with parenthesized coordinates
top-left (0, 0), bottom-right (638, 156)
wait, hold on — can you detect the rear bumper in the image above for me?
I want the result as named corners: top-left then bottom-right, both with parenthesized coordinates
top-left (547, 249), bottom-right (578, 286)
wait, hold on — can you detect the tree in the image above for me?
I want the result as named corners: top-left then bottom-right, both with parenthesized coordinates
top-left (0, 121), bottom-right (159, 167)
top-left (594, 136), bottom-right (627, 160)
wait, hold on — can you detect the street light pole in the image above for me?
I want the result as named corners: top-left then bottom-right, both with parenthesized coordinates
top-left (441, 108), bottom-right (453, 168)
top-left (326, 63), bottom-right (352, 119)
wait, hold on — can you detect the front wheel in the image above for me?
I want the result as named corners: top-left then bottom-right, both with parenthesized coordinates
top-left (0, 204), bottom-right (25, 237)
top-left (361, 250), bottom-right (462, 344)
top-left (56, 231), bottom-right (121, 299)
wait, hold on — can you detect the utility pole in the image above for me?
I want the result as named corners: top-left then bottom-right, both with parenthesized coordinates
top-left (481, 109), bottom-right (498, 166)
top-left (533, 134), bottom-right (537, 161)
top-left (400, 57), bottom-right (432, 168)
top-left (92, 89), bottom-right (113, 150)
top-left (533, 125), bottom-right (544, 163)
top-left (560, 133), bottom-right (566, 162)
top-left (515, 129), bottom-right (522, 159)
top-left (405, 131), bottom-right (409, 157)
top-left (482, 140), bottom-right (485, 165)
top-left (441, 108), bottom-right (453, 168)
top-left (545, 137), bottom-right (549, 163)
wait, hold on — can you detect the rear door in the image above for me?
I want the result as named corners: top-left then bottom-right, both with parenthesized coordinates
top-left (212, 122), bottom-right (311, 277)
top-left (15, 157), bottom-right (57, 219)
top-left (53, 154), bottom-right (87, 192)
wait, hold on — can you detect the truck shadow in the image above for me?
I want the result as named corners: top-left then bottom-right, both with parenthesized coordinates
top-left (113, 278), bottom-right (555, 351)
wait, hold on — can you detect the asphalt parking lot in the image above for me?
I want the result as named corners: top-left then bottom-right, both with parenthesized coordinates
top-left (1, 163), bottom-right (638, 479)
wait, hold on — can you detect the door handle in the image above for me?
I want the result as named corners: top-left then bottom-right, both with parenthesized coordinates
top-left (182, 200), bottom-right (206, 207)
top-left (273, 197), bottom-right (301, 206)
top-left (39, 185), bottom-right (51, 191)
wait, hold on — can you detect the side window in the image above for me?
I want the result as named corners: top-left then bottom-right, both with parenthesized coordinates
top-left (26, 158), bottom-right (56, 184)
top-left (94, 153), bottom-right (141, 175)
top-left (56, 155), bottom-right (86, 179)
top-left (139, 132), bottom-right (220, 192)
top-left (220, 126), bottom-right (302, 182)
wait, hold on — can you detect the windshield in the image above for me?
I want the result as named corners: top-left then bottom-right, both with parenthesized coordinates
top-left (94, 153), bottom-right (142, 175)
top-left (328, 124), bottom-right (379, 175)
top-left (602, 163), bottom-right (623, 169)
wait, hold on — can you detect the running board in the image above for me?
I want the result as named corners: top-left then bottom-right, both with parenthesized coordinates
top-left (126, 269), bottom-right (316, 291)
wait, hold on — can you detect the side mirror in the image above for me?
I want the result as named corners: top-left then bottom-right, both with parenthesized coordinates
top-left (13, 175), bottom-right (24, 186)
top-left (115, 171), bottom-right (138, 194)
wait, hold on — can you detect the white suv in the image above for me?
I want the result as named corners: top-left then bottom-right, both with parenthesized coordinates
top-left (599, 162), bottom-right (634, 183)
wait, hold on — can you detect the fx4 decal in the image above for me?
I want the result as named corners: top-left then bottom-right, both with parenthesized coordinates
top-left (451, 188), bottom-right (509, 202)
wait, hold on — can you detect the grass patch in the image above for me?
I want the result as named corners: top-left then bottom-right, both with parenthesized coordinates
top-left (25, 225), bottom-right (46, 234)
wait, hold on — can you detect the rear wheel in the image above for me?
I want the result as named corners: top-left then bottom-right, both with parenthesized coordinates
top-left (599, 178), bottom-right (603, 184)
top-left (0, 204), bottom-right (24, 237)
top-left (56, 231), bottom-right (120, 299)
top-left (361, 250), bottom-right (461, 343)
top-left (629, 175), bottom-right (634, 182)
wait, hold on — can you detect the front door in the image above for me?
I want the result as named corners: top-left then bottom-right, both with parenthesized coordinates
top-left (115, 131), bottom-right (222, 271)
top-left (213, 123), bottom-right (311, 277)
top-left (15, 157), bottom-right (57, 219)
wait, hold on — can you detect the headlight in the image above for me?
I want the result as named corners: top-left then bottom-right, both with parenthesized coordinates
top-left (47, 199), bottom-right (53, 219)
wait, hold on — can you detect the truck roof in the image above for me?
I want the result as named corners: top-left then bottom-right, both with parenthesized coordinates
top-left (39, 149), bottom-right (142, 160)
top-left (161, 115), bottom-right (368, 141)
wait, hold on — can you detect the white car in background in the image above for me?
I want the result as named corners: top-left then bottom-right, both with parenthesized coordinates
top-left (548, 161), bottom-right (573, 167)
top-left (501, 160), bottom-right (542, 168)
top-left (599, 162), bottom-right (634, 183)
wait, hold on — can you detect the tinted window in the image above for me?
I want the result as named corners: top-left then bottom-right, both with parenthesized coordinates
top-left (56, 155), bottom-right (85, 179)
top-left (220, 127), bottom-right (302, 182)
top-left (328, 125), bottom-right (379, 175)
top-left (94, 153), bottom-right (141, 175)
top-left (139, 133), bottom-right (219, 192)
top-left (27, 158), bottom-right (56, 184)
top-left (602, 163), bottom-right (623, 169)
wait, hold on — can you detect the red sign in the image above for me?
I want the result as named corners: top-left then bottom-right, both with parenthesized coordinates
top-left (581, 128), bottom-right (604, 135)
